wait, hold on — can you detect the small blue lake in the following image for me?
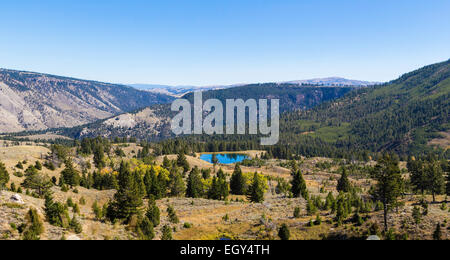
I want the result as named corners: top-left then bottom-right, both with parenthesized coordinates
top-left (199, 153), bottom-right (249, 164)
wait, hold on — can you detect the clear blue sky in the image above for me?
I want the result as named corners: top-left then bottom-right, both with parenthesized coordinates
top-left (1, 0), bottom-right (449, 86)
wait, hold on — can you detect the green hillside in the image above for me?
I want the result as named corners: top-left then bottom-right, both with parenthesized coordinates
top-left (288, 59), bottom-right (450, 157)
top-left (183, 83), bottom-right (357, 112)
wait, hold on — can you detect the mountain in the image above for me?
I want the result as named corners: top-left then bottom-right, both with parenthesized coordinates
top-left (0, 69), bottom-right (174, 133)
top-left (284, 77), bottom-right (380, 87)
top-left (129, 77), bottom-right (377, 97)
top-left (183, 83), bottom-right (357, 113)
top-left (40, 83), bottom-right (357, 140)
top-left (282, 59), bottom-right (450, 156)
top-left (129, 84), bottom-right (232, 97)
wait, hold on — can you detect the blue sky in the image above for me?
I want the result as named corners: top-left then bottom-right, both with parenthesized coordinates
top-left (0, 0), bottom-right (449, 86)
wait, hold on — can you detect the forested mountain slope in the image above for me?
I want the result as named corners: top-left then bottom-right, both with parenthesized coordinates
top-left (184, 83), bottom-right (357, 113)
top-left (33, 84), bottom-right (356, 140)
top-left (286, 59), bottom-right (450, 156)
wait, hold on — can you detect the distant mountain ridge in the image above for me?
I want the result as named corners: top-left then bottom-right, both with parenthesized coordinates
top-left (129, 77), bottom-right (378, 96)
top-left (284, 77), bottom-right (380, 87)
top-left (0, 69), bottom-right (174, 133)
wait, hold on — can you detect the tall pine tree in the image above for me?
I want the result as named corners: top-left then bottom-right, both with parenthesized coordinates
top-left (230, 164), bottom-right (246, 195)
top-left (337, 168), bottom-right (351, 193)
top-left (247, 172), bottom-right (265, 203)
top-left (0, 162), bottom-right (9, 191)
top-left (106, 161), bottom-right (144, 222)
top-left (186, 167), bottom-right (204, 198)
top-left (371, 154), bottom-right (404, 232)
top-left (291, 170), bottom-right (308, 199)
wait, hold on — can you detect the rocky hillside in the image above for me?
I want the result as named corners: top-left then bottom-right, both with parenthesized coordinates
top-left (0, 69), bottom-right (174, 133)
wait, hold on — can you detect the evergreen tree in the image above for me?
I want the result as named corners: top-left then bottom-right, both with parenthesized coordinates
top-left (176, 152), bottom-right (190, 173)
top-left (106, 161), bottom-right (144, 222)
top-left (146, 197), bottom-right (160, 227)
top-left (291, 170), bottom-right (308, 199)
top-left (0, 162), bottom-right (9, 191)
top-left (337, 168), bottom-right (351, 193)
top-left (161, 225), bottom-right (173, 240)
top-left (133, 170), bottom-right (147, 198)
top-left (278, 224), bottom-right (290, 240)
top-left (293, 207), bottom-right (301, 218)
top-left (425, 161), bottom-right (445, 203)
top-left (169, 170), bottom-right (186, 197)
top-left (201, 169), bottom-right (211, 180)
top-left (70, 215), bottom-right (83, 234)
top-left (412, 206), bottom-right (422, 225)
top-left (306, 199), bottom-right (317, 216)
top-left (44, 193), bottom-right (70, 228)
top-left (21, 171), bottom-right (52, 197)
top-left (137, 217), bottom-right (155, 240)
top-left (247, 172), bottom-right (265, 203)
top-left (92, 201), bottom-right (103, 221)
top-left (208, 169), bottom-right (229, 201)
top-left (325, 192), bottom-right (335, 211)
top-left (433, 223), bottom-right (442, 240)
top-left (22, 208), bottom-right (44, 240)
top-left (61, 159), bottom-right (81, 187)
top-left (167, 205), bottom-right (179, 224)
top-left (371, 154), bottom-right (404, 231)
top-left (186, 167), bottom-right (203, 198)
top-left (447, 171), bottom-right (450, 197)
top-left (34, 161), bottom-right (43, 171)
top-left (408, 159), bottom-right (428, 195)
top-left (230, 164), bottom-right (246, 195)
top-left (93, 143), bottom-right (106, 169)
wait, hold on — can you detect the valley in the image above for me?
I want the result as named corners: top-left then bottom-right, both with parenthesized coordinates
top-left (0, 60), bottom-right (449, 241)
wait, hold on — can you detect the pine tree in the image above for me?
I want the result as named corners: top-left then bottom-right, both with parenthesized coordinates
top-left (137, 217), bottom-right (155, 240)
top-left (230, 164), bottom-right (246, 195)
top-left (278, 224), bottom-right (290, 240)
top-left (426, 161), bottom-right (445, 203)
top-left (93, 143), bottom-right (106, 169)
top-left (325, 192), bottom-right (335, 211)
top-left (177, 152), bottom-right (190, 173)
top-left (0, 162), bottom-right (9, 191)
top-left (92, 201), bottom-right (103, 221)
top-left (169, 170), bottom-right (186, 197)
top-left (412, 206), bottom-right (422, 225)
top-left (293, 207), bottom-right (301, 218)
top-left (106, 161), bottom-right (144, 222)
top-left (133, 170), bottom-right (147, 198)
top-left (291, 170), bottom-right (308, 199)
top-left (186, 167), bottom-right (204, 198)
top-left (247, 172), bottom-right (265, 203)
top-left (161, 225), bottom-right (173, 240)
top-left (217, 169), bottom-right (229, 200)
top-left (22, 208), bottom-right (44, 240)
top-left (433, 223), bottom-right (442, 240)
top-left (21, 171), bottom-right (52, 197)
top-left (447, 171), bottom-right (450, 197)
top-left (337, 168), bottom-right (351, 193)
top-left (408, 159), bottom-right (427, 194)
top-left (70, 215), bottom-right (83, 234)
top-left (44, 193), bottom-right (70, 228)
top-left (34, 161), bottom-right (43, 171)
top-left (371, 154), bottom-right (404, 231)
top-left (61, 159), bottom-right (81, 187)
top-left (146, 197), bottom-right (160, 227)
top-left (167, 205), bottom-right (179, 224)
top-left (208, 170), bottom-right (229, 201)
